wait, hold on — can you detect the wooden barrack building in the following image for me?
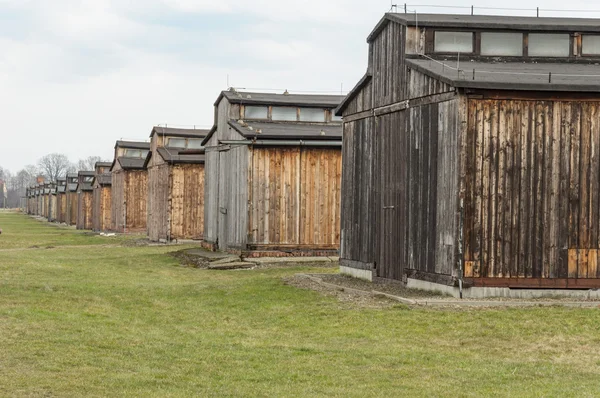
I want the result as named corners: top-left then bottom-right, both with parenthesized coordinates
top-left (56, 177), bottom-right (67, 223)
top-left (76, 171), bottom-right (94, 230)
top-left (337, 13), bottom-right (600, 292)
top-left (146, 126), bottom-right (209, 242)
top-left (65, 173), bottom-right (78, 226)
top-left (110, 141), bottom-right (150, 233)
top-left (92, 162), bottom-right (113, 232)
top-left (203, 90), bottom-right (344, 255)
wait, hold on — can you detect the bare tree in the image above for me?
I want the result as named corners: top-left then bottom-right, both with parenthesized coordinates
top-left (37, 153), bottom-right (72, 182)
top-left (77, 156), bottom-right (104, 171)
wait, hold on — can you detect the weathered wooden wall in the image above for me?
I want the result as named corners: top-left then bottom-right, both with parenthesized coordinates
top-left (111, 170), bottom-right (147, 233)
top-left (147, 164), bottom-right (170, 241)
top-left (340, 118), bottom-right (376, 270)
top-left (93, 186), bottom-right (112, 231)
top-left (66, 192), bottom-right (78, 225)
top-left (203, 150), bottom-right (220, 245)
top-left (148, 163), bottom-right (205, 241)
top-left (49, 194), bottom-right (57, 221)
top-left (248, 146), bottom-right (342, 248)
top-left (57, 193), bottom-right (67, 223)
top-left (463, 99), bottom-right (600, 283)
top-left (371, 21), bottom-right (406, 108)
top-left (407, 69), bottom-right (453, 99)
top-left (170, 164), bottom-right (205, 240)
top-left (76, 191), bottom-right (93, 230)
top-left (217, 145), bottom-right (249, 250)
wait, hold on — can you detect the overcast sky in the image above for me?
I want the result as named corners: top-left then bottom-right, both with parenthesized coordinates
top-left (1, 0), bottom-right (598, 173)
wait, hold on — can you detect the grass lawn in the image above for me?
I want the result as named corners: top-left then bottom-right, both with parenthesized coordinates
top-left (1, 210), bottom-right (600, 397)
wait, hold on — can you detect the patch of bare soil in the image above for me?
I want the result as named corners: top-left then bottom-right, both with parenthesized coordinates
top-left (283, 275), bottom-right (403, 309)
top-left (286, 274), bottom-right (600, 308)
top-left (317, 274), bottom-right (450, 299)
top-left (169, 249), bottom-right (212, 268)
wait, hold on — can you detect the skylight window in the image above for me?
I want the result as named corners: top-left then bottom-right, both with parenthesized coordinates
top-left (272, 107), bottom-right (297, 121)
top-left (187, 139), bottom-right (204, 149)
top-left (167, 138), bottom-right (186, 148)
top-left (528, 33), bottom-right (570, 57)
top-left (481, 32), bottom-right (523, 56)
top-left (582, 35), bottom-right (600, 55)
top-left (244, 106), bottom-right (268, 119)
top-left (434, 31), bottom-right (473, 53)
top-left (299, 108), bottom-right (325, 122)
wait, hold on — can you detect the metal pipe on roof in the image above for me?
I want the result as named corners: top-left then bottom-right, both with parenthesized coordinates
top-left (219, 140), bottom-right (341, 147)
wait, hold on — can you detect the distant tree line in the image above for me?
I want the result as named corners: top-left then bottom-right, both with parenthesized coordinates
top-left (0, 154), bottom-right (106, 208)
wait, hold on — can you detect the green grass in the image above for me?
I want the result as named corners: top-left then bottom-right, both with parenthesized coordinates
top-left (1, 211), bottom-right (600, 397)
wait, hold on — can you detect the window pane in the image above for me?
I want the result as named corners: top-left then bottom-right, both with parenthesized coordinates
top-left (124, 149), bottom-right (140, 157)
top-left (140, 150), bottom-right (149, 158)
top-left (167, 138), bottom-right (186, 148)
top-left (331, 110), bottom-right (342, 122)
top-left (187, 139), bottom-right (203, 149)
top-left (528, 33), bottom-right (569, 57)
top-left (481, 32), bottom-right (523, 56)
top-left (244, 106), bottom-right (268, 119)
top-left (272, 107), bottom-right (297, 121)
top-left (299, 108), bottom-right (325, 122)
top-left (434, 31), bottom-right (473, 53)
top-left (583, 35), bottom-right (600, 55)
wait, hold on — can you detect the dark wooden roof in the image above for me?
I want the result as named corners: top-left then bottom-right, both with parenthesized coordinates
top-left (66, 173), bottom-right (78, 178)
top-left (407, 58), bottom-right (600, 92)
top-left (115, 140), bottom-right (150, 150)
top-left (96, 174), bottom-right (112, 186)
top-left (156, 147), bottom-right (205, 164)
top-left (369, 13), bottom-right (600, 42)
top-left (335, 73), bottom-right (372, 116)
top-left (217, 90), bottom-right (345, 107)
top-left (228, 120), bottom-right (342, 141)
top-left (95, 162), bottom-right (112, 169)
top-left (149, 126), bottom-right (209, 139)
top-left (78, 171), bottom-right (94, 177)
top-left (117, 157), bottom-right (146, 170)
top-left (78, 183), bottom-right (93, 192)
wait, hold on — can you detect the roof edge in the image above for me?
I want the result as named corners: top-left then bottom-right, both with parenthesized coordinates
top-left (335, 73), bottom-right (373, 116)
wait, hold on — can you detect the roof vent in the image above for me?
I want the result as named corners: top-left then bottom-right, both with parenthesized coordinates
top-left (320, 130), bottom-right (326, 136)
top-left (256, 129), bottom-right (262, 134)
top-left (283, 89), bottom-right (289, 95)
top-left (246, 94), bottom-right (252, 99)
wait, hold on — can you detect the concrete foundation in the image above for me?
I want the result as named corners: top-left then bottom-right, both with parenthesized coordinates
top-left (340, 265), bottom-right (373, 281)
top-left (406, 278), bottom-right (600, 299)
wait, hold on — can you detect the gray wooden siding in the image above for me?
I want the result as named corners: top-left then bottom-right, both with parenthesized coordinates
top-left (204, 150), bottom-right (219, 244)
top-left (217, 145), bottom-right (249, 250)
top-left (463, 99), bottom-right (600, 281)
top-left (147, 163), bottom-right (170, 241)
top-left (340, 118), bottom-right (376, 268)
top-left (372, 21), bottom-right (407, 108)
top-left (407, 69), bottom-right (454, 99)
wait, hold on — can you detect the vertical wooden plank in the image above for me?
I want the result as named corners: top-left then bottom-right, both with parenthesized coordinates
top-left (517, 101), bottom-right (529, 278)
top-left (472, 100), bottom-right (483, 278)
top-left (496, 101), bottom-right (507, 278)
top-left (481, 101), bottom-right (492, 277)
top-left (569, 102), bottom-right (581, 278)
top-left (533, 102), bottom-right (545, 279)
top-left (547, 103), bottom-right (561, 278)
top-left (579, 102), bottom-right (591, 278)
